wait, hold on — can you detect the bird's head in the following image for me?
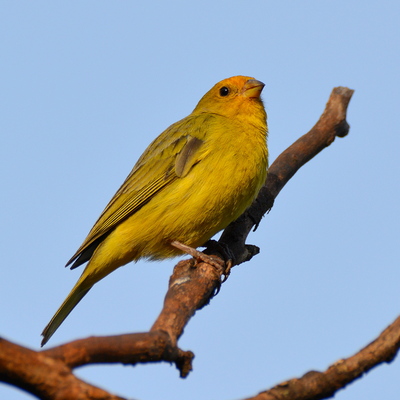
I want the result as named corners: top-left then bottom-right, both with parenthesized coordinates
top-left (193, 76), bottom-right (266, 125)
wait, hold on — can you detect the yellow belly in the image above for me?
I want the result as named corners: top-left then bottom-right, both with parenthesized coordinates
top-left (85, 145), bottom-right (267, 282)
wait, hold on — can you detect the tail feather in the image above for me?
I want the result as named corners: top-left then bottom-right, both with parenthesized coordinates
top-left (41, 285), bottom-right (90, 346)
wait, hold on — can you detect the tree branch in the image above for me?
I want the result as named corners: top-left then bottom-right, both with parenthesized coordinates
top-left (219, 86), bottom-right (354, 265)
top-left (0, 337), bottom-right (126, 400)
top-left (3, 87), bottom-right (390, 400)
top-left (244, 315), bottom-right (400, 400)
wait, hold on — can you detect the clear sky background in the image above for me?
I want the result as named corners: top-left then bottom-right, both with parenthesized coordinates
top-left (1, 1), bottom-right (399, 399)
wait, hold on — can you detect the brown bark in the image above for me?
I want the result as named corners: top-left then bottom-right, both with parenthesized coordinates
top-left (0, 338), bottom-right (126, 400)
top-left (244, 316), bottom-right (400, 400)
top-left (219, 86), bottom-right (354, 265)
top-left (3, 87), bottom-right (392, 400)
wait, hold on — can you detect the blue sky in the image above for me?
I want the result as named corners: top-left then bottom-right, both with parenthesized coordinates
top-left (1, 1), bottom-right (400, 399)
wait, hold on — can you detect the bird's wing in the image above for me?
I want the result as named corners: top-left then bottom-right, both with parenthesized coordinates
top-left (66, 116), bottom-right (208, 268)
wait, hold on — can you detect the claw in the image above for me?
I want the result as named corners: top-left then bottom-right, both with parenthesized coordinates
top-left (221, 259), bottom-right (233, 283)
top-left (171, 241), bottom-right (233, 291)
top-left (203, 239), bottom-right (234, 282)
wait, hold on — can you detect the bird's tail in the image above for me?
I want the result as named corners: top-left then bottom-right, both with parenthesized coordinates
top-left (41, 283), bottom-right (90, 346)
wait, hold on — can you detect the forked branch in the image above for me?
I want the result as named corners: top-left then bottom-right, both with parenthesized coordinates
top-left (4, 87), bottom-right (393, 400)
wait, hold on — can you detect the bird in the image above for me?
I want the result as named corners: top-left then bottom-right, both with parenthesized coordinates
top-left (41, 75), bottom-right (268, 346)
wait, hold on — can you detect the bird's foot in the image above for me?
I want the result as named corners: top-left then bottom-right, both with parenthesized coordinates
top-left (171, 240), bottom-right (233, 284)
top-left (171, 241), bottom-right (223, 268)
top-left (203, 240), bottom-right (234, 282)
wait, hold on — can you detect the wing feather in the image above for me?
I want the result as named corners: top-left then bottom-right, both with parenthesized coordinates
top-left (67, 115), bottom-right (209, 268)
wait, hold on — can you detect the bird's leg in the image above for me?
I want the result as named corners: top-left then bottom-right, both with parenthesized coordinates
top-left (171, 241), bottom-right (223, 268)
top-left (171, 240), bottom-right (233, 282)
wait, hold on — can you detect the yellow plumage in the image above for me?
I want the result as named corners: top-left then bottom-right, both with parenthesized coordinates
top-left (41, 76), bottom-right (268, 345)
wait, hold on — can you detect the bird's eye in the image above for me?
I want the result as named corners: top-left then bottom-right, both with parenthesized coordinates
top-left (219, 86), bottom-right (230, 97)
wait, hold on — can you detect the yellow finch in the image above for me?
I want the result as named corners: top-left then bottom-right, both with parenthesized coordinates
top-left (41, 75), bottom-right (268, 345)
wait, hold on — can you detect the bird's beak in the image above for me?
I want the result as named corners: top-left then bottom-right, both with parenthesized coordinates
top-left (242, 79), bottom-right (265, 98)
